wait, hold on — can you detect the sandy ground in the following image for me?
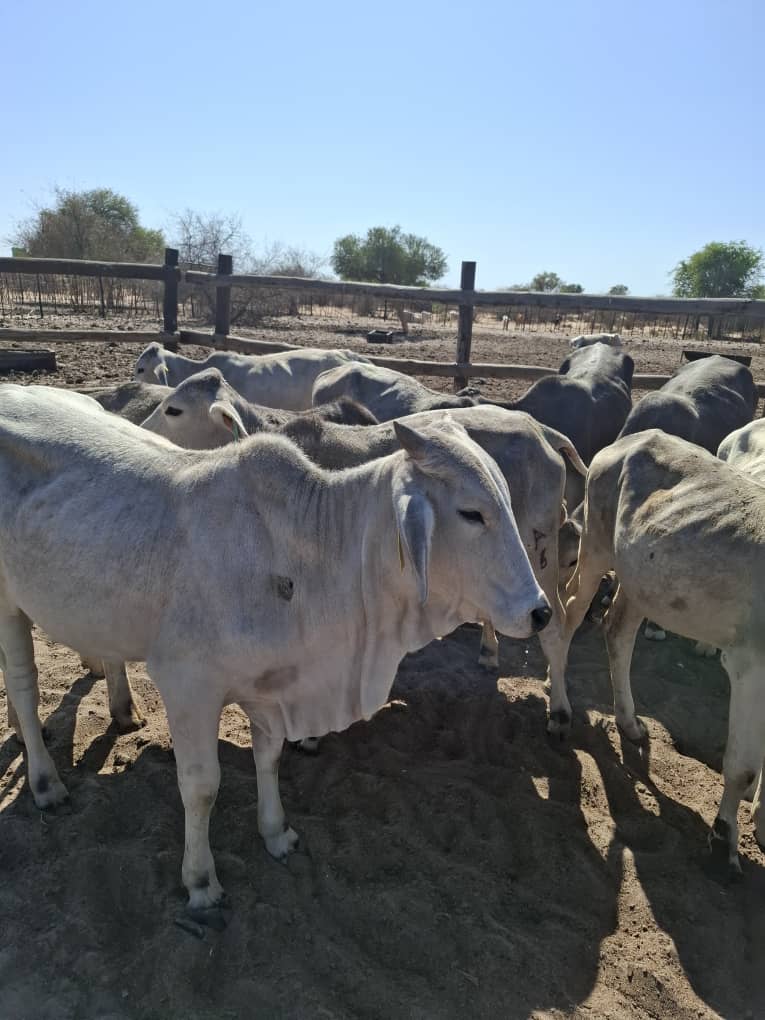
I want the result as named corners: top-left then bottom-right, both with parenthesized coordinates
top-left (0, 312), bottom-right (763, 1019)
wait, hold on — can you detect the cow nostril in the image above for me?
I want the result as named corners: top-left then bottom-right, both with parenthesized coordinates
top-left (530, 604), bottom-right (552, 632)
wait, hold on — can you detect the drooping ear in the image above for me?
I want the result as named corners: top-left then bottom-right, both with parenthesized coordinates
top-left (393, 491), bottom-right (434, 604)
top-left (209, 401), bottom-right (248, 441)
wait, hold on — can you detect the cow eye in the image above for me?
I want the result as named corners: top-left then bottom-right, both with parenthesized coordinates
top-left (165, 406), bottom-right (183, 417)
top-left (137, 367), bottom-right (144, 374)
top-left (458, 509), bottom-right (484, 525)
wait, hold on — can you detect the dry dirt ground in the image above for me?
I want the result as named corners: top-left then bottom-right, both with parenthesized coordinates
top-left (0, 312), bottom-right (763, 1019)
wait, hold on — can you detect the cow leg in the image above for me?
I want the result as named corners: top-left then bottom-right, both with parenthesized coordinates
top-left (162, 693), bottom-right (225, 917)
top-left (603, 587), bottom-right (646, 743)
top-left (478, 621), bottom-right (499, 670)
top-left (539, 593), bottom-right (571, 737)
top-left (103, 661), bottom-right (146, 731)
top-left (713, 647), bottom-right (765, 874)
top-left (752, 766), bottom-right (765, 850)
top-left (250, 726), bottom-right (299, 861)
top-left (1, 650), bottom-right (21, 739)
top-left (0, 611), bottom-right (68, 808)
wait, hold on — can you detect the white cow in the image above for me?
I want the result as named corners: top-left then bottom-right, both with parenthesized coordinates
top-left (139, 369), bottom-right (377, 449)
top-left (501, 315), bottom-right (510, 331)
top-left (137, 385), bottom-right (586, 729)
top-left (561, 429), bottom-right (765, 873)
top-left (569, 332), bottom-right (622, 350)
top-left (0, 384), bottom-right (550, 922)
top-left (133, 343), bottom-right (370, 411)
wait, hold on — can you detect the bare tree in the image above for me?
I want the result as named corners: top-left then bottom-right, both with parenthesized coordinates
top-left (170, 210), bottom-right (254, 269)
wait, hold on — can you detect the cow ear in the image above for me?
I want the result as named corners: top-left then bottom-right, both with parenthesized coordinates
top-left (156, 361), bottom-right (170, 385)
top-left (393, 420), bottom-right (432, 462)
top-left (209, 401), bottom-right (248, 440)
top-left (393, 491), bottom-right (434, 604)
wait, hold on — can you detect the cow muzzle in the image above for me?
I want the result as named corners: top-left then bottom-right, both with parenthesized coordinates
top-left (530, 602), bottom-right (552, 633)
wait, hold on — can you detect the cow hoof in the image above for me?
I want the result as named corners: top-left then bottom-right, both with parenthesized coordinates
top-left (186, 903), bottom-right (229, 931)
top-left (617, 717), bottom-right (648, 745)
top-left (33, 776), bottom-right (71, 812)
top-left (112, 702), bottom-right (147, 732)
top-left (706, 819), bottom-right (742, 881)
top-left (477, 650), bottom-right (499, 671)
top-left (547, 709), bottom-right (572, 742)
top-left (297, 737), bottom-right (320, 755)
top-left (694, 642), bottom-right (717, 658)
top-left (266, 826), bottom-right (299, 861)
top-left (644, 625), bottom-right (666, 642)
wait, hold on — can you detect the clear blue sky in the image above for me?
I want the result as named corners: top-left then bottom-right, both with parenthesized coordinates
top-left (2, 0), bottom-right (761, 295)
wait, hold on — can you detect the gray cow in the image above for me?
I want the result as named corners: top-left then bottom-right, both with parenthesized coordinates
top-left (618, 355), bottom-right (757, 452)
top-left (312, 362), bottom-right (476, 420)
top-left (561, 429), bottom-right (765, 872)
top-left (0, 384), bottom-right (550, 921)
top-left (618, 355), bottom-right (757, 642)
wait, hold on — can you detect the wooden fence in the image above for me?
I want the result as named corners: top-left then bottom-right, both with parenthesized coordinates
top-left (2, 251), bottom-right (765, 392)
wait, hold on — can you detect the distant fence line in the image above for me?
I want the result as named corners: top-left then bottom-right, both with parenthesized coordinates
top-left (1, 251), bottom-right (764, 391)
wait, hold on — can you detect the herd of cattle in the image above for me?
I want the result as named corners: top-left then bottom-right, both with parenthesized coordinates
top-left (0, 331), bottom-right (763, 925)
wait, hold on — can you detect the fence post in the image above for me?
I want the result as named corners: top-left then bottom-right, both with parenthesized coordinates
top-left (162, 247), bottom-right (179, 337)
top-left (215, 253), bottom-right (233, 337)
top-left (454, 260), bottom-right (476, 391)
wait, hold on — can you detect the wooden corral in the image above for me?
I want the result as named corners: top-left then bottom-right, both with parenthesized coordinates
top-left (2, 252), bottom-right (765, 393)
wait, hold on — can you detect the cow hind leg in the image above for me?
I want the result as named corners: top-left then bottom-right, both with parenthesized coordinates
top-left (477, 621), bottom-right (499, 670)
top-left (603, 587), bottom-right (646, 743)
top-left (713, 647), bottom-right (765, 875)
top-left (249, 723), bottom-right (299, 861)
top-left (0, 611), bottom-right (68, 808)
top-left (104, 661), bottom-right (146, 731)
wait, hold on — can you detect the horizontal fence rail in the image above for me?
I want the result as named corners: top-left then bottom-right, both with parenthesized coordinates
top-left (183, 269), bottom-right (765, 318)
top-left (0, 256), bottom-right (180, 282)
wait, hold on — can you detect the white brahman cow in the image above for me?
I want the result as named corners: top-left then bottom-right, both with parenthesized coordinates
top-left (0, 384), bottom-right (550, 923)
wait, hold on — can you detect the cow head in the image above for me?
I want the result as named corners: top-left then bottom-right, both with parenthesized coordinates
top-left (134, 342), bottom-right (170, 385)
top-left (140, 368), bottom-right (248, 448)
top-left (390, 419), bottom-right (550, 639)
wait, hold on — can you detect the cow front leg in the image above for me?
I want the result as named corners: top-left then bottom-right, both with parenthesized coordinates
top-left (603, 587), bottom-right (646, 743)
top-left (163, 694), bottom-right (226, 920)
top-left (250, 726), bottom-right (299, 861)
top-left (539, 594), bottom-right (571, 738)
top-left (477, 621), bottom-right (499, 669)
top-left (0, 611), bottom-right (68, 808)
top-left (104, 661), bottom-right (146, 731)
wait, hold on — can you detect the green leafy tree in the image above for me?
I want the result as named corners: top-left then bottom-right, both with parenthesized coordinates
top-left (13, 188), bottom-right (164, 262)
top-left (331, 226), bottom-right (447, 285)
top-left (672, 241), bottom-right (763, 298)
top-left (608, 284), bottom-right (629, 295)
top-left (529, 271), bottom-right (563, 292)
top-left (560, 282), bottom-right (584, 293)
